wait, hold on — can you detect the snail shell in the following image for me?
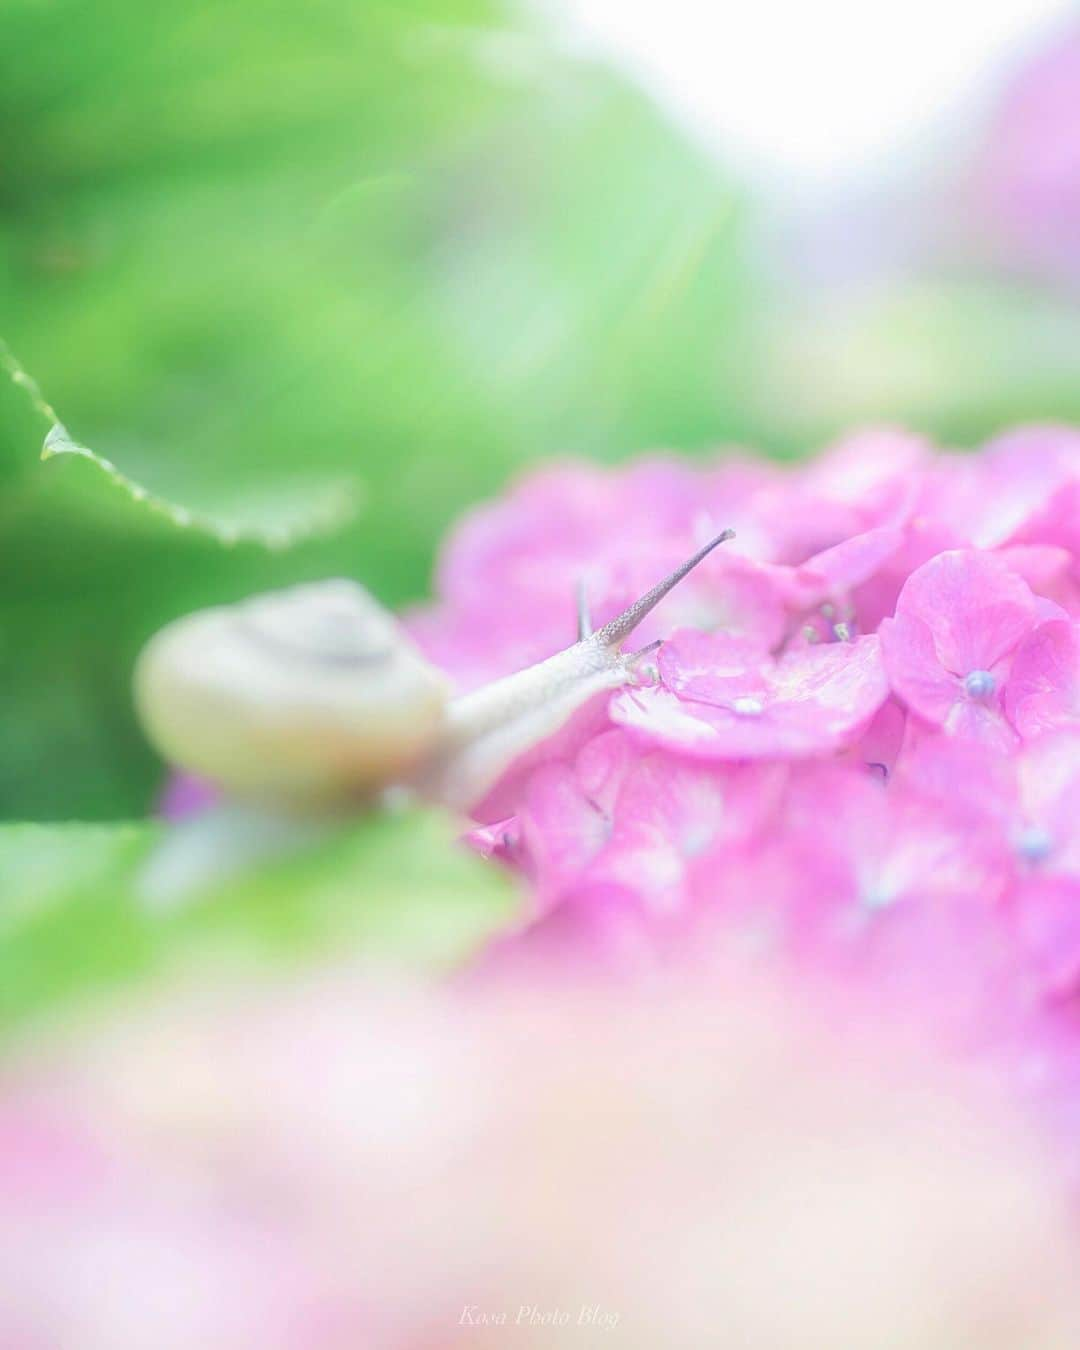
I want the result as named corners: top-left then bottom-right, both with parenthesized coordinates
top-left (134, 580), bottom-right (451, 806)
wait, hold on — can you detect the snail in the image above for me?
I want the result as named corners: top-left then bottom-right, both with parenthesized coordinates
top-left (135, 579), bottom-right (454, 807)
top-left (134, 529), bottom-right (733, 899)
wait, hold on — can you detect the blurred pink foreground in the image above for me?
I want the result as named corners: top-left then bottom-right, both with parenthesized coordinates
top-left (2, 971), bottom-right (1080, 1348)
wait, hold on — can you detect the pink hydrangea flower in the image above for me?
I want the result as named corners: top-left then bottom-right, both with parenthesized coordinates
top-left (889, 730), bottom-right (1080, 890)
top-left (516, 728), bottom-right (785, 914)
top-left (707, 763), bottom-right (1016, 1023)
top-left (395, 427), bottom-right (1080, 1208)
top-left (880, 549), bottom-right (1064, 748)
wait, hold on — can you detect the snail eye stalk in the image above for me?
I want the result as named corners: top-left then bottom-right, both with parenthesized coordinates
top-left (575, 579), bottom-right (593, 642)
top-left (593, 528), bottom-right (735, 648)
top-left (627, 638), bottom-right (663, 665)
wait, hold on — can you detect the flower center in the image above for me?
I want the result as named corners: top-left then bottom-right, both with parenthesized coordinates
top-left (731, 696), bottom-right (764, 717)
top-left (963, 669), bottom-right (996, 700)
top-left (1016, 824), bottom-right (1053, 864)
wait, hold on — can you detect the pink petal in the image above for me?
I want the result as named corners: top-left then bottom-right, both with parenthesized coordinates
top-left (892, 550), bottom-right (1052, 676)
top-left (798, 428), bottom-right (930, 527)
top-left (785, 526), bottom-right (905, 610)
top-left (879, 612), bottom-right (962, 725)
top-left (852, 516), bottom-right (962, 634)
top-left (1015, 477), bottom-right (1080, 559)
top-left (942, 698), bottom-right (1020, 753)
top-left (436, 461), bottom-right (619, 610)
top-left (614, 636), bottom-right (887, 760)
top-left (575, 728), bottom-right (639, 813)
top-left (468, 685), bottom-right (616, 825)
top-left (643, 551), bottom-right (789, 652)
top-left (404, 603), bottom-right (568, 692)
top-left (891, 732), bottom-right (1016, 842)
top-left (1006, 619), bottom-right (1080, 740)
top-left (847, 698), bottom-right (908, 779)
top-left (585, 757), bottom-right (786, 914)
top-left (937, 428), bottom-right (1080, 548)
top-left (1009, 877), bottom-right (1080, 993)
top-left (995, 545), bottom-right (1079, 610)
top-left (1016, 732), bottom-right (1080, 879)
top-left (504, 729), bottom-right (638, 902)
top-left (519, 762), bottom-right (613, 902)
top-left (657, 630), bottom-right (771, 705)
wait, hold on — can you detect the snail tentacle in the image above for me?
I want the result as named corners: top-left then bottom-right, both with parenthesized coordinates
top-left (575, 579), bottom-right (593, 642)
top-left (592, 528), bottom-right (735, 648)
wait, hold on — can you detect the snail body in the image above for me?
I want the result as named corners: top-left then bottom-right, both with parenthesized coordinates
top-left (134, 531), bottom-right (734, 817)
top-left (417, 628), bottom-right (639, 820)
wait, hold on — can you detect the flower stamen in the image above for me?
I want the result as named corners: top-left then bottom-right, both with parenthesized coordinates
top-left (963, 669), bottom-right (996, 700)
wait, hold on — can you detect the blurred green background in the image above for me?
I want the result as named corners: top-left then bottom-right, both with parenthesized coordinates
top-left (4, 0), bottom-right (1080, 826)
top-left (1, 0), bottom-right (757, 821)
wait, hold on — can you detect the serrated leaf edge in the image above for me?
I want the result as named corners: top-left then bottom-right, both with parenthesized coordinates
top-left (3, 338), bottom-right (359, 551)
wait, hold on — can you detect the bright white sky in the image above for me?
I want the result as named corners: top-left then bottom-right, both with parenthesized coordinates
top-left (553, 0), bottom-right (1073, 186)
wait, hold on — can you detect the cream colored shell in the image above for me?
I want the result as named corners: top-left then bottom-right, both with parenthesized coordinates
top-left (134, 580), bottom-right (451, 805)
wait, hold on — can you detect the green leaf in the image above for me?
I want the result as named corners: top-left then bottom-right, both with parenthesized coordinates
top-left (2, 341), bottom-right (359, 549)
top-left (0, 809), bottom-right (519, 1029)
top-left (40, 421), bottom-right (359, 550)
